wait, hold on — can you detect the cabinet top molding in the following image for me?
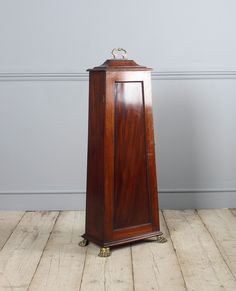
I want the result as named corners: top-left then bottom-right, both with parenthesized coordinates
top-left (88, 59), bottom-right (152, 72)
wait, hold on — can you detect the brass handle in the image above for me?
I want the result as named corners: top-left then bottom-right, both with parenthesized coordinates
top-left (111, 48), bottom-right (127, 59)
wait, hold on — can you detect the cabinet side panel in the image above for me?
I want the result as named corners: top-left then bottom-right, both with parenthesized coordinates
top-left (85, 71), bottom-right (105, 240)
top-left (114, 81), bottom-right (151, 229)
top-left (143, 76), bottom-right (160, 231)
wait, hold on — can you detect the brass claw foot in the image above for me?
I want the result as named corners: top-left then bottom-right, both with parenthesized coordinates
top-left (98, 247), bottom-right (111, 257)
top-left (156, 234), bottom-right (167, 243)
top-left (79, 238), bottom-right (89, 247)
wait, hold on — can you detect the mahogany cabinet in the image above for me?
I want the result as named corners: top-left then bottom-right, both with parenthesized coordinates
top-left (79, 49), bottom-right (166, 257)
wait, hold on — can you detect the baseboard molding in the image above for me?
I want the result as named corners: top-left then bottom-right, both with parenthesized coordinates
top-left (159, 192), bottom-right (236, 209)
top-left (0, 193), bottom-right (86, 211)
top-left (1, 71), bottom-right (236, 81)
top-left (0, 190), bottom-right (235, 210)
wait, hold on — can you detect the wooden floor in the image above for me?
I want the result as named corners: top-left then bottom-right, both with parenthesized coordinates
top-left (0, 210), bottom-right (236, 291)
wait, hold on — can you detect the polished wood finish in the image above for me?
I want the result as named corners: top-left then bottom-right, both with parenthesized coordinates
top-left (114, 82), bottom-right (150, 229)
top-left (83, 59), bottom-right (161, 248)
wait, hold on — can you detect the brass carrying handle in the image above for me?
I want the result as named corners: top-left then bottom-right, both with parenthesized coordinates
top-left (111, 48), bottom-right (127, 59)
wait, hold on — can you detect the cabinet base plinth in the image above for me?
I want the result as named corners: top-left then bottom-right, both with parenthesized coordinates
top-left (81, 230), bottom-right (164, 248)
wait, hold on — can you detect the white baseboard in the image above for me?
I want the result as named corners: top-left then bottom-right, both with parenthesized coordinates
top-left (0, 190), bottom-right (235, 210)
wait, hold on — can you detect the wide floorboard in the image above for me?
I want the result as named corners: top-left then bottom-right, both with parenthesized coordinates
top-left (0, 209), bottom-right (235, 291)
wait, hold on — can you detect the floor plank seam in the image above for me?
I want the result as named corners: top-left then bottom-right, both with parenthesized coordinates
top-left (0, 211), bottom-right (26, 252)
top-left (149, 245), bottom-right (162, 290)
top-left (196, 209), bottom-right (236, 281)
top-left (161, 210), bottom-right (188, 291)
top-left (103, 256), bottom-right (107, 291)
top-left (78, 241), bottom-right (88, 291)
top-left (130, 245), bottom-right (135, 291)
top-left (229, 209), bottom-right (236, 217)
top-left (27, 211), bottom-right (60, 290)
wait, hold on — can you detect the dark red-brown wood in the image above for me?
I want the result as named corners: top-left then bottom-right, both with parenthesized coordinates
top-left (83, 59), bottom-right (161, 248)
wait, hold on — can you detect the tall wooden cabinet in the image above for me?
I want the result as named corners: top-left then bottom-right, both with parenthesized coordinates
top-left (79, 49), bottom-right (166, 257)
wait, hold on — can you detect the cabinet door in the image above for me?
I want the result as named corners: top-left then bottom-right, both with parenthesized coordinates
top-left (113, 81), bottom-right (151, 229)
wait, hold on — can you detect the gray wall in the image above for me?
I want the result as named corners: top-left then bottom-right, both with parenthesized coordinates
top-left (0, 0), bottom-right (236, 210)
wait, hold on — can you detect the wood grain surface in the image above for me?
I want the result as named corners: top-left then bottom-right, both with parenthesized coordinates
top-left (0, 210), bottom-right (235, 290)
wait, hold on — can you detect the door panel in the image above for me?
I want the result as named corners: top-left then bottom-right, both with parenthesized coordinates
top-left (113, 81), bottom-right (151, 229)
